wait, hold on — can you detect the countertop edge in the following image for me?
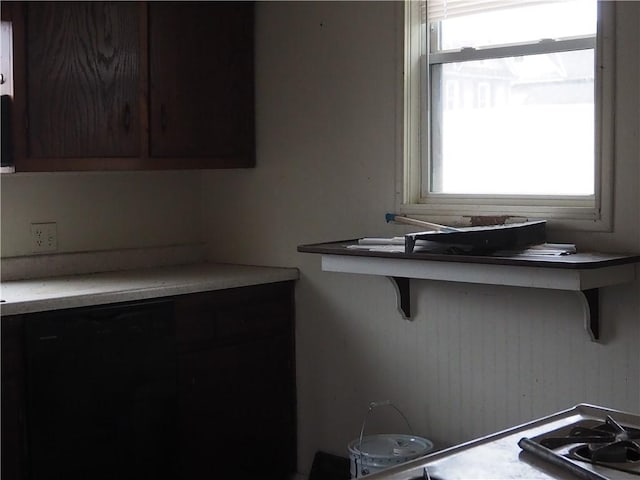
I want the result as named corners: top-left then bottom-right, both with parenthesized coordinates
top-left (0, 262), bottom-right (300, 316)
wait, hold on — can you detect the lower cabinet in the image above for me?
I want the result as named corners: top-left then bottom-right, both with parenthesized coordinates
top-left (0, 282), bottom-right (296, 480)
top-left (175, 281), bottom-right (297, 479)
top-left (1, 315), bottom-right (26, 480)
top-left (0, 281), bottom-right (296, 480)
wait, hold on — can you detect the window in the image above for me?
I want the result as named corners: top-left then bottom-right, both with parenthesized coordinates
top-left (401, 0), bottom-right (615, 230)
top-left (0, 20), bottom-right (12, 96)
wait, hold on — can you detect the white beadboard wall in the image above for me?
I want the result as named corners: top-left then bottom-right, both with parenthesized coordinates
top-left (201, 2), bottom-right (640, 477)
top-left (292, 271), bottom-right (640, 457)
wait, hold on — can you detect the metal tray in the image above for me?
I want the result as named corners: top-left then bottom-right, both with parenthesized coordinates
top-left (364, 404), bottom-right (640, 480)
top-left (404, 220), bottom-right (546, 254)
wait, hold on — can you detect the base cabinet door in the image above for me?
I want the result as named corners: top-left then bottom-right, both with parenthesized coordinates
top-left (175, 282), bottom-right (296, 479)
top-left (178, 336), bottom-right (295, 478)
top-left (1, 316), bottom-right (26, 480)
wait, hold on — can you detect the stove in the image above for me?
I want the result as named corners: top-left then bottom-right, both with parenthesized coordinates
top-left (363, 404), bottom-right (640, 480)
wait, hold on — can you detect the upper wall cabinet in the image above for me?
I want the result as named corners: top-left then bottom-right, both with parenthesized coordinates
top-left (26, 2), bottom-right (140, 159)
top-left (8, 1), bottom-right (255, 171)
top-left (149, 3), bottom-right (254, 162)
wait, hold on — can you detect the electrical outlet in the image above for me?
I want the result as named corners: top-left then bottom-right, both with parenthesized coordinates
top-left (31, 222), bottom-right (57, 253)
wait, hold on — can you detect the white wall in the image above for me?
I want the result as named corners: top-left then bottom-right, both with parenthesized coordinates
top-left (201, 1), bottom-right (640, 476)
top-left (1, 171), bottom-right (202, 258)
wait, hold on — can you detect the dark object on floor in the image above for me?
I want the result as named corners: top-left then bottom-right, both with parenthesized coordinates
top-left (309, 451), bottom-right (351, 480)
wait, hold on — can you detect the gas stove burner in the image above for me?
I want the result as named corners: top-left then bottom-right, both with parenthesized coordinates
top-left (569, 442), bottom-right (640, 464)
top-left (539, 415), bottom-right (640, 476)
top-left (540, 415), bottom-right (640, 450)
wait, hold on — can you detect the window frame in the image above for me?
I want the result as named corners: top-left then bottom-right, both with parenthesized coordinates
top-left (399, 0), bottom-right (616, 231)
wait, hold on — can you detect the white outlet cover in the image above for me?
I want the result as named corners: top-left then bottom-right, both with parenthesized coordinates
top-left (31, 222), bottom-right (57, 253)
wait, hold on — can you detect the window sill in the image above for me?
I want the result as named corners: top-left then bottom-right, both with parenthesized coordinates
top-left (298, 240), bottom-right (640, 342)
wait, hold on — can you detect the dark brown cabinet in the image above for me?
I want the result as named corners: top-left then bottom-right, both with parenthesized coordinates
top-left (1, 315), bottom-right (26, 480)
top-left (149, 2), bottom-right (254, 162)
top-left (8, 1), bottom-right (255, 171)
top-left (0, 281), bottom-right (296, 480)
top-left (25, 2), bottom-right (140, 159)
top-left (175, 282), bottom-right (296, 479)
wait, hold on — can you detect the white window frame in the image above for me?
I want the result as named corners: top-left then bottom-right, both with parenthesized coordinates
top-left (398, 1), bottom-right (616, 231)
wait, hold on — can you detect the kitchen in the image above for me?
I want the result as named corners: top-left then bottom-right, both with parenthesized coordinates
top-left (1, 1), bottom-right (639, 480)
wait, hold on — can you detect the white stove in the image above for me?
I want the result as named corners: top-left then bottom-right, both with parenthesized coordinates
top-left (364, 404), bottom-right (640, 480)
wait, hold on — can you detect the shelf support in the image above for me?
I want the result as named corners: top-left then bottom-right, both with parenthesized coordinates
top-left (578, 288), bottom-right (600, 341)
top-left (388, 276), bottom-right (411, 320)
top-left (387, 279), bottom-right (601, 339)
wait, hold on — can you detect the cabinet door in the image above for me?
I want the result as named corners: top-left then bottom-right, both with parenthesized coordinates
top-left (26, 2), bottom-right (140, 158)
top-left (1, 315), bottom-right (26, 480)
top-left (148, 2), bottom-right (255, 165)
top-left (175, 282), bottom-right (296, 479)
top-left (178, 335), bottom-right (295, 479)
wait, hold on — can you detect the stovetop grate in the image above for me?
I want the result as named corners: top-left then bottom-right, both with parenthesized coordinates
top-left (522, 415), bottom-right (640, 478)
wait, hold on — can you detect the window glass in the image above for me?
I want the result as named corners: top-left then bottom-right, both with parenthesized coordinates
top-left (0, 21), bottom-right (13, 96)
top-left (437, 1), bottom-right (597, 51)
top-left (428, 0), bottom-right (597, 197)
top-left (431, 50), bottom-right (594, 195)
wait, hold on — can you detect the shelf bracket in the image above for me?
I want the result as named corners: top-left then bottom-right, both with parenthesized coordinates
top-left (578, 288), bottom-right (600, 342)
top-left (386, 280), bottom-right (602, 339)
top-left (388, 277), bottom-right (411, 320)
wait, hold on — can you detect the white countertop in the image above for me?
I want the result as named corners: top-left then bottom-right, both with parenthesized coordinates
top-left (0, 262), bottom-right (299, 316)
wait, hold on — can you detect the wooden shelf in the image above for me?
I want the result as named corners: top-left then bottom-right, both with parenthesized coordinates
top-left (298, 240), bottom-right (640, 342)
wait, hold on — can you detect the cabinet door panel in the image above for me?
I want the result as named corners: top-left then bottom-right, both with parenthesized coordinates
top-left (149, 2), bottom-right (254, 163)
top-left (176, 282), bottom-right (296, 479)
top-left (26, 2), bottom-right (140, 158)
top-left (1, 316), bottom-right (26, 480)
top-left (178, 335), bottom-right (295, 479)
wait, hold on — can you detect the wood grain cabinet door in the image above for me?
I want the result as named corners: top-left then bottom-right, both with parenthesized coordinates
top-left (148, 2), bottom-right (255, 166)
top-left (26, 2), bottom-right (140, 158)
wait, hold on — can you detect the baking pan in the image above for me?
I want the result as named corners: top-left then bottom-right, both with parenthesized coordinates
top-left (404, 221), bottom-right (546, 254)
